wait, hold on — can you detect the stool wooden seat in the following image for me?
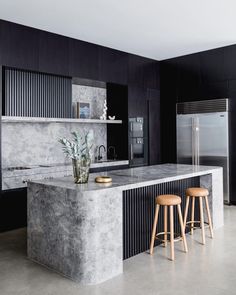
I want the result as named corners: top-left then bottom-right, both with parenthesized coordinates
top-left (186, 187), bottom-right (209, 197)
top-left (184, 187), bottom-right (213, 245)
top-left (150, 194), bottom-right (188, 261)
top-left (156, 194), bottom-right (181, 206)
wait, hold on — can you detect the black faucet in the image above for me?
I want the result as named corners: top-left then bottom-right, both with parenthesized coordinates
top-left (98, 145), bottom-right (106, 161)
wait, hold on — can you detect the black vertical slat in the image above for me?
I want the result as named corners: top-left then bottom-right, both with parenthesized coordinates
top-left (4, 68), bottom-right (72, 118)
top-left (123, 176), bottom-right (200, 260)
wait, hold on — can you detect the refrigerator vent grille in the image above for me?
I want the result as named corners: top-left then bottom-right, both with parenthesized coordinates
top-left (176, 99), bottom-right (228, 114)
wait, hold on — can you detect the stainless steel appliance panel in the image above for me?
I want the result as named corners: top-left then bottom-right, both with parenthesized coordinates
top-left (129, 117), bottom-right (148, 167)
top-left (177, 106), bottom-right (230, 203)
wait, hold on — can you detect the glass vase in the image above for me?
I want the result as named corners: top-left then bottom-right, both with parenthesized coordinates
top-left (72, 158), bottom-right (91, 184)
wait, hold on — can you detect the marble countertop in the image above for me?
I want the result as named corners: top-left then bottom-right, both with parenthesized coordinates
top-left (29, 163), bottom-right (222, 192)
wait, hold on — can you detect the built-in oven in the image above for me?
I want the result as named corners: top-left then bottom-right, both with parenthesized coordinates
top-left (129, 117), bottom-right (148, 167)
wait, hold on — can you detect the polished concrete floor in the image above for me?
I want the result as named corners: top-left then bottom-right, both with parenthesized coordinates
top-left (0, 206), bottom-right (235, 295)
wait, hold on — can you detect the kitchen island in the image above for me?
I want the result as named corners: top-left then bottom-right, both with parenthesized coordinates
top-left (27, 164), bottom-right (223, 285)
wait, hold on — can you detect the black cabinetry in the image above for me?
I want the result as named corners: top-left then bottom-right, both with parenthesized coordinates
top-left (99, 47), bottom-right (128, 84)
top-left (0, 20), bottom-right (39, 70)
top-left (69, 39), bottom-right (99, 79)
top-left (128, 55), bottom-right (159, 89)
top-left (148, 89), bottom-right (161, 165)
top-left (0, 188), bottom-right (27, 232)
top-left (107, 83), bottom-right (129, 160)
top-left (39, 31), bottom-right (69, 76)
top-left (128, 86), bottom-right (160, 165)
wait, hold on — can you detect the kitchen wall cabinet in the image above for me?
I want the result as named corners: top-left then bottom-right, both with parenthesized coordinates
top-left (38, 31), bottom-right (70, 76)
top-left (128, 55), bottom-right (159, 89)
top-left (200, 48), bottom-right (225, 83)
top-left (147, 89), bottom-right (161, 165)
top-left (128, 86), bottom-right (148, 118)
top-left (69, 39), bottom-right (99, 79)
top-left (0, 20), bottom-right (39, 71)
top-left (99, 47), bottom-right (128, 84)
top-left (128, 86), bottom-right (161, 165)
top-left (107, 83), bottom-right (129, 161)
top-left (0, 188), bottom-right (27, 232)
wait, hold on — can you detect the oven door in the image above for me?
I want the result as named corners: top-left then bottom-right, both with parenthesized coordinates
top-left (130, 138), bottom-right (145, 166)
top-left (129, 121), bottom-right (144, 138)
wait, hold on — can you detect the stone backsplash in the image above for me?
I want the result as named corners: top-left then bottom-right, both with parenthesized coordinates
top-left (2, 84), bottom-right (107, 168)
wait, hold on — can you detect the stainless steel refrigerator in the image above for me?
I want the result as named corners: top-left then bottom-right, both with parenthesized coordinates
top-left (176, 99), bottom-right (230, 204)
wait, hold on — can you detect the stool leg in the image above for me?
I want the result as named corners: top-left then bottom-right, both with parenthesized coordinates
top-left (183, 196), bottom-right (190, 231)
top-left (177, 204), bottom-right (188, 253)
top-left (199, 197), bottom-right (206, 245)
top-left (150, 204), bottom-right (160, 254)
top-left (205, 196), bottom-right (214, 238)
top-left (169, 205), bottom-right (174, 261)
top-left (191, 197), bottom-right (195, 235)
top-left (164, 205), bottom-right (168, 247)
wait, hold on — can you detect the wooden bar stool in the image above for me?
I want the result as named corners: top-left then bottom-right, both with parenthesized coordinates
top-left (150, 194), bottom-right (188, 261)
top-left (183, 187), bottom-right (213, 245)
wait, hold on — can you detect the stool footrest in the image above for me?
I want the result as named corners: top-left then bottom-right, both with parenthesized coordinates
top-left (155, 232), bottom-right (182, 243)
top-left (186, 221), bottom-right (210, 230)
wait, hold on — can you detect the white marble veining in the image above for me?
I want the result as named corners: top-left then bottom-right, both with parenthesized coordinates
top-left (28, 164), bottom-right (224, 285)
top-left (2, 121), bottom-right (106, 168)
top-left (72, 84), bottom-right (106, 119)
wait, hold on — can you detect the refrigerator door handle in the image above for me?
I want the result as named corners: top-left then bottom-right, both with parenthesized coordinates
top-left (130, 144), bottom-right (133, 161)
top-left (196, 118), bottom-right (200, 165)
top-left (192, 117), bottom-right (195, 165)
top-left (192, 117), bottom-right (200, 165)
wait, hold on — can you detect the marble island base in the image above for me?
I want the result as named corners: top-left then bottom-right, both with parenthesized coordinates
top-left (27, 164), bottom-right (223, 285)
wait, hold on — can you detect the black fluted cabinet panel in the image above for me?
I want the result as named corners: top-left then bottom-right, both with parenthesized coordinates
top-left (123, 177), bottom-right (200, 260)
top-left (4, 68), bottom-right (72, 118)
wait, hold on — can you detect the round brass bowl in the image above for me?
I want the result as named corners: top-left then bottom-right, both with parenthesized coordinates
top-left (95, 176), bottom-right (112, 183)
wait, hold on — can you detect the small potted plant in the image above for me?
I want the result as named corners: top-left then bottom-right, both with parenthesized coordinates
top-left (59, 131), bottom-right (93, 184)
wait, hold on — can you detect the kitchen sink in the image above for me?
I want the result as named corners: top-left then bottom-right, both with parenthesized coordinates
top-left (38, 165), bottom-right (53, 167)
top-left (6, 166), bottom-right (31, 171)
